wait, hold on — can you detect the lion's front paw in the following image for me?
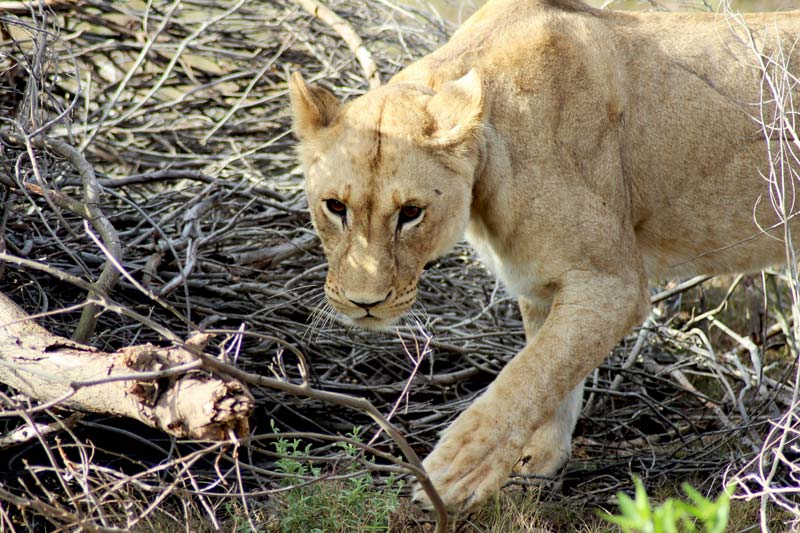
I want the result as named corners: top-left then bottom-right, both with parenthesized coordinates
top-left (412, 398), bottom-right (531, 511)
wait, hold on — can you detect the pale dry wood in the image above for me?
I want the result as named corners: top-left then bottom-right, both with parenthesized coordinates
top-left (0, 292), bottom-right (253, 440)
top-left (233, 233), bottom-right (318, 268)
top-left (293, 0), bottom-right (381, 88)
top-left (0, 0), bottom-right (76, 14)
top-left (0, 412), bottom-right (82, 448)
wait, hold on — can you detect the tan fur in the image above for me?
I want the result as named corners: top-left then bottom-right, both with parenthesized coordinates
top-left (290, 0), bottom-right (800, 510)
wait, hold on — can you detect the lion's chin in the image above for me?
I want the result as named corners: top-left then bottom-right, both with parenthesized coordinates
top-left (338, 313), bottom-right (401, 332)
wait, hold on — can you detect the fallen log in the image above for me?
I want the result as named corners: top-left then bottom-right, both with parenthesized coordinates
top-left (0, 293), bottom-right (253, 440)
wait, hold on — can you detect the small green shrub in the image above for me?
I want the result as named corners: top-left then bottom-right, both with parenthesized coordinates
top-left (600, 477), bottom-right (733, 533)
top-left (271, 422), bottom-right (403, 533)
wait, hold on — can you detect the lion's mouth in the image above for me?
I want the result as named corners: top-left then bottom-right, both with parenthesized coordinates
top-left (325, 291), bottom-right (414, 331)
top-left (348, 312), bottom-right (399, 331)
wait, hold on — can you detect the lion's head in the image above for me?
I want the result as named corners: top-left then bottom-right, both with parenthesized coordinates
top-left (289, 70), bottom-right (484, 329)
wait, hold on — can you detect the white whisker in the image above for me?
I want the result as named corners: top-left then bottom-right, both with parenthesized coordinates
top-left (305, 294), bottom-right (336, 342)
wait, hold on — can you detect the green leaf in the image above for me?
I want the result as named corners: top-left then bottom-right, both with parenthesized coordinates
top-left (617, 492), bottom-right (640, 520)
top-left (652, 499), bottom-right (679, 533)
top-left (601, 477), bottom-right (731, 533)
top-left (633, 477), bottom-right (653, 521)
top-left (600, 512), bottom-right (641, 532)
top-left (681, 483), bottom-right (709, 508)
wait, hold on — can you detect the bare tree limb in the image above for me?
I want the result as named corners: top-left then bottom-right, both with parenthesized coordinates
top-left (1, 131), bottom-right (123, 343)
top-left (188, 350), bottom-right (448, 533)
top-left (293, 0), bottom-right (381, 88)
top-left (0, 1), bottom-right (77, 13)
top-left (0, 292), bottom-right (253, 440)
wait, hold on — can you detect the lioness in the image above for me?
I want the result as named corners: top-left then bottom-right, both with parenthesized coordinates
top-left (289, 0), bottom-right (800, 510)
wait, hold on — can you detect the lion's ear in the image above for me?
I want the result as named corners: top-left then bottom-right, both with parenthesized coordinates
top-left (425, 69), bottom-right (484, 148)
top-left (289, 72), bottom-right (341, 140)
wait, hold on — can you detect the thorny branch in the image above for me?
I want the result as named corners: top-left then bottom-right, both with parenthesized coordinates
top-left (721, 1), bottom-right (800, 529)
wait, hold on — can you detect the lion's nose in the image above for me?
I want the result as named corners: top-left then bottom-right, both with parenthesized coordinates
top-left (348, 291), bottom-right (391, 309)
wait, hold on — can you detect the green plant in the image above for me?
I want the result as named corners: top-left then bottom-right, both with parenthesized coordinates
top-left (270, 422), bottom-right (403, 533)
top-left (600, 477), bottom-right (733, 533)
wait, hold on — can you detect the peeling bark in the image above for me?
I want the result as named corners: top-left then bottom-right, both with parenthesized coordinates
top-left (0, 293), bottom-right (253, 440)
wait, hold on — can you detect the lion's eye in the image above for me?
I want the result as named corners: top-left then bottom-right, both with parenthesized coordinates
top-left (325, 199), bottom-right (347, 218)
top-left (398, 205), bottom-right (423, 226)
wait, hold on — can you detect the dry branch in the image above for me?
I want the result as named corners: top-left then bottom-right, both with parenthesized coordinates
top-left (0, 293), bottom-right (253, 439)
top-left (196, 349), bottom-right (449, 532)
top-left (293, 0), bottom-right (382, 88)
top-left (0, 1), bottom-right (76, 13)
top-left (4, 133), bottom-right (123, 343)
top-left (1, 0), bottom-right (795, 530)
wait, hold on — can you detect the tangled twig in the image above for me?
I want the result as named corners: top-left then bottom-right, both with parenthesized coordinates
top-left (0, 1), bottom-right (797, 531)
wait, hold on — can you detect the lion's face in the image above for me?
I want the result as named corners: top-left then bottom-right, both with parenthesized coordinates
top-left (289, 71), bottom-right (484, 329)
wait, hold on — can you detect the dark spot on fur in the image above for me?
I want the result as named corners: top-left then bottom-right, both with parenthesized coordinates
top-left (368, 100), bottom-right (386, 173)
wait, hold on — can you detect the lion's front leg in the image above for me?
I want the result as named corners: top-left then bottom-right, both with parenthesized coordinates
top-left (515, 297), bottom-right (583, 483)
top-left (413, 270), bottom-right (649, 510)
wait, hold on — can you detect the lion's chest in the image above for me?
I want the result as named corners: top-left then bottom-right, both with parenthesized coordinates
top-left (465, 221), bottom-right (549, 306)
